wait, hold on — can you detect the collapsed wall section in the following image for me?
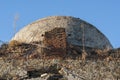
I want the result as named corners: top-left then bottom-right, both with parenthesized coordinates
top-left (43, 28), bottom-right (67, 56)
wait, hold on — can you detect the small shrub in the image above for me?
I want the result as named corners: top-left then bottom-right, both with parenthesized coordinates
top-left (0, 43), bottom-right (8, 49)
top-left (0, 43), bottom-right (8, 56)
top-left (9, 40), bottom-right (21, 47)
top-left (56, 17), bottom-right (61, 20)
top-left (82, 50), bottom-right (87, 61)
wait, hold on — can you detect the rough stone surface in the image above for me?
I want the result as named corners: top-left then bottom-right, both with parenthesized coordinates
top-left (12, 16), bottom-right (113, 49)
top-left (43, 28), bottom-right (67, 56)
top-left (0, 59), bottom-right (119, 80)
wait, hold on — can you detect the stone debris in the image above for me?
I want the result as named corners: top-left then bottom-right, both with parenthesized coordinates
top-left (40, 73), bottom-right (48, 78)
top-left (0, 58), bottom-right (119, 80)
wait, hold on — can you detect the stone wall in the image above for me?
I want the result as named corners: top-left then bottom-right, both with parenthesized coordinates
top-left (43, 28), bottom-right (66, 56)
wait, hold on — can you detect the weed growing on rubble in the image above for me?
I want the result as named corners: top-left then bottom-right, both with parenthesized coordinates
top-left (9, 40), bottom-right (21, 47)
top-left (81, 22), bottom-right (88, 61)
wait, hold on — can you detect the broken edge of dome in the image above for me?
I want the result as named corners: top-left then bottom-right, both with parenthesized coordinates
top-left (27, 16), bottom-right (94, 27)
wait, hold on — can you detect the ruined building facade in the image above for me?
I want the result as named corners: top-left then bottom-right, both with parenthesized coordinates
top-left (11, 16), bottom-right (113, 56)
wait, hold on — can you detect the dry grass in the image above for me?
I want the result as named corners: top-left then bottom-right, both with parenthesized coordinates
top-left (82, 50), bottom-right (88, 61)
top-left (8, 40), bottom-right (21, 47)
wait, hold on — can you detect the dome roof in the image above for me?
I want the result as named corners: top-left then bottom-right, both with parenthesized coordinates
top-left (12, 16), bottom-right (113, 49)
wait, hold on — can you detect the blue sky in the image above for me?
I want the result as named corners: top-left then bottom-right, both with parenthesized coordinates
top-left (0, 0), bottom-right (120, 48)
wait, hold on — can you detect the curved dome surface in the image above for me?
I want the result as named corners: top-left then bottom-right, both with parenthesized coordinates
top-left (12, 16), bottom-right (113, 49)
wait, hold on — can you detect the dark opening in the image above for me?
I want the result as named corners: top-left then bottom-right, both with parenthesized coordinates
top-left (68, 34), bottom-right (71, 36)
top-left (41, 34), bottom-right (44, 37)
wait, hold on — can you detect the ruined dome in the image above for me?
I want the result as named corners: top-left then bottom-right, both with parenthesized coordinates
top-left (12, 16), bottom-right (113, 49)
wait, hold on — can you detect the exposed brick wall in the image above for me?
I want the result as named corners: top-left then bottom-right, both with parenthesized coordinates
top-left (43, 28), bottom-right (66, 56)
